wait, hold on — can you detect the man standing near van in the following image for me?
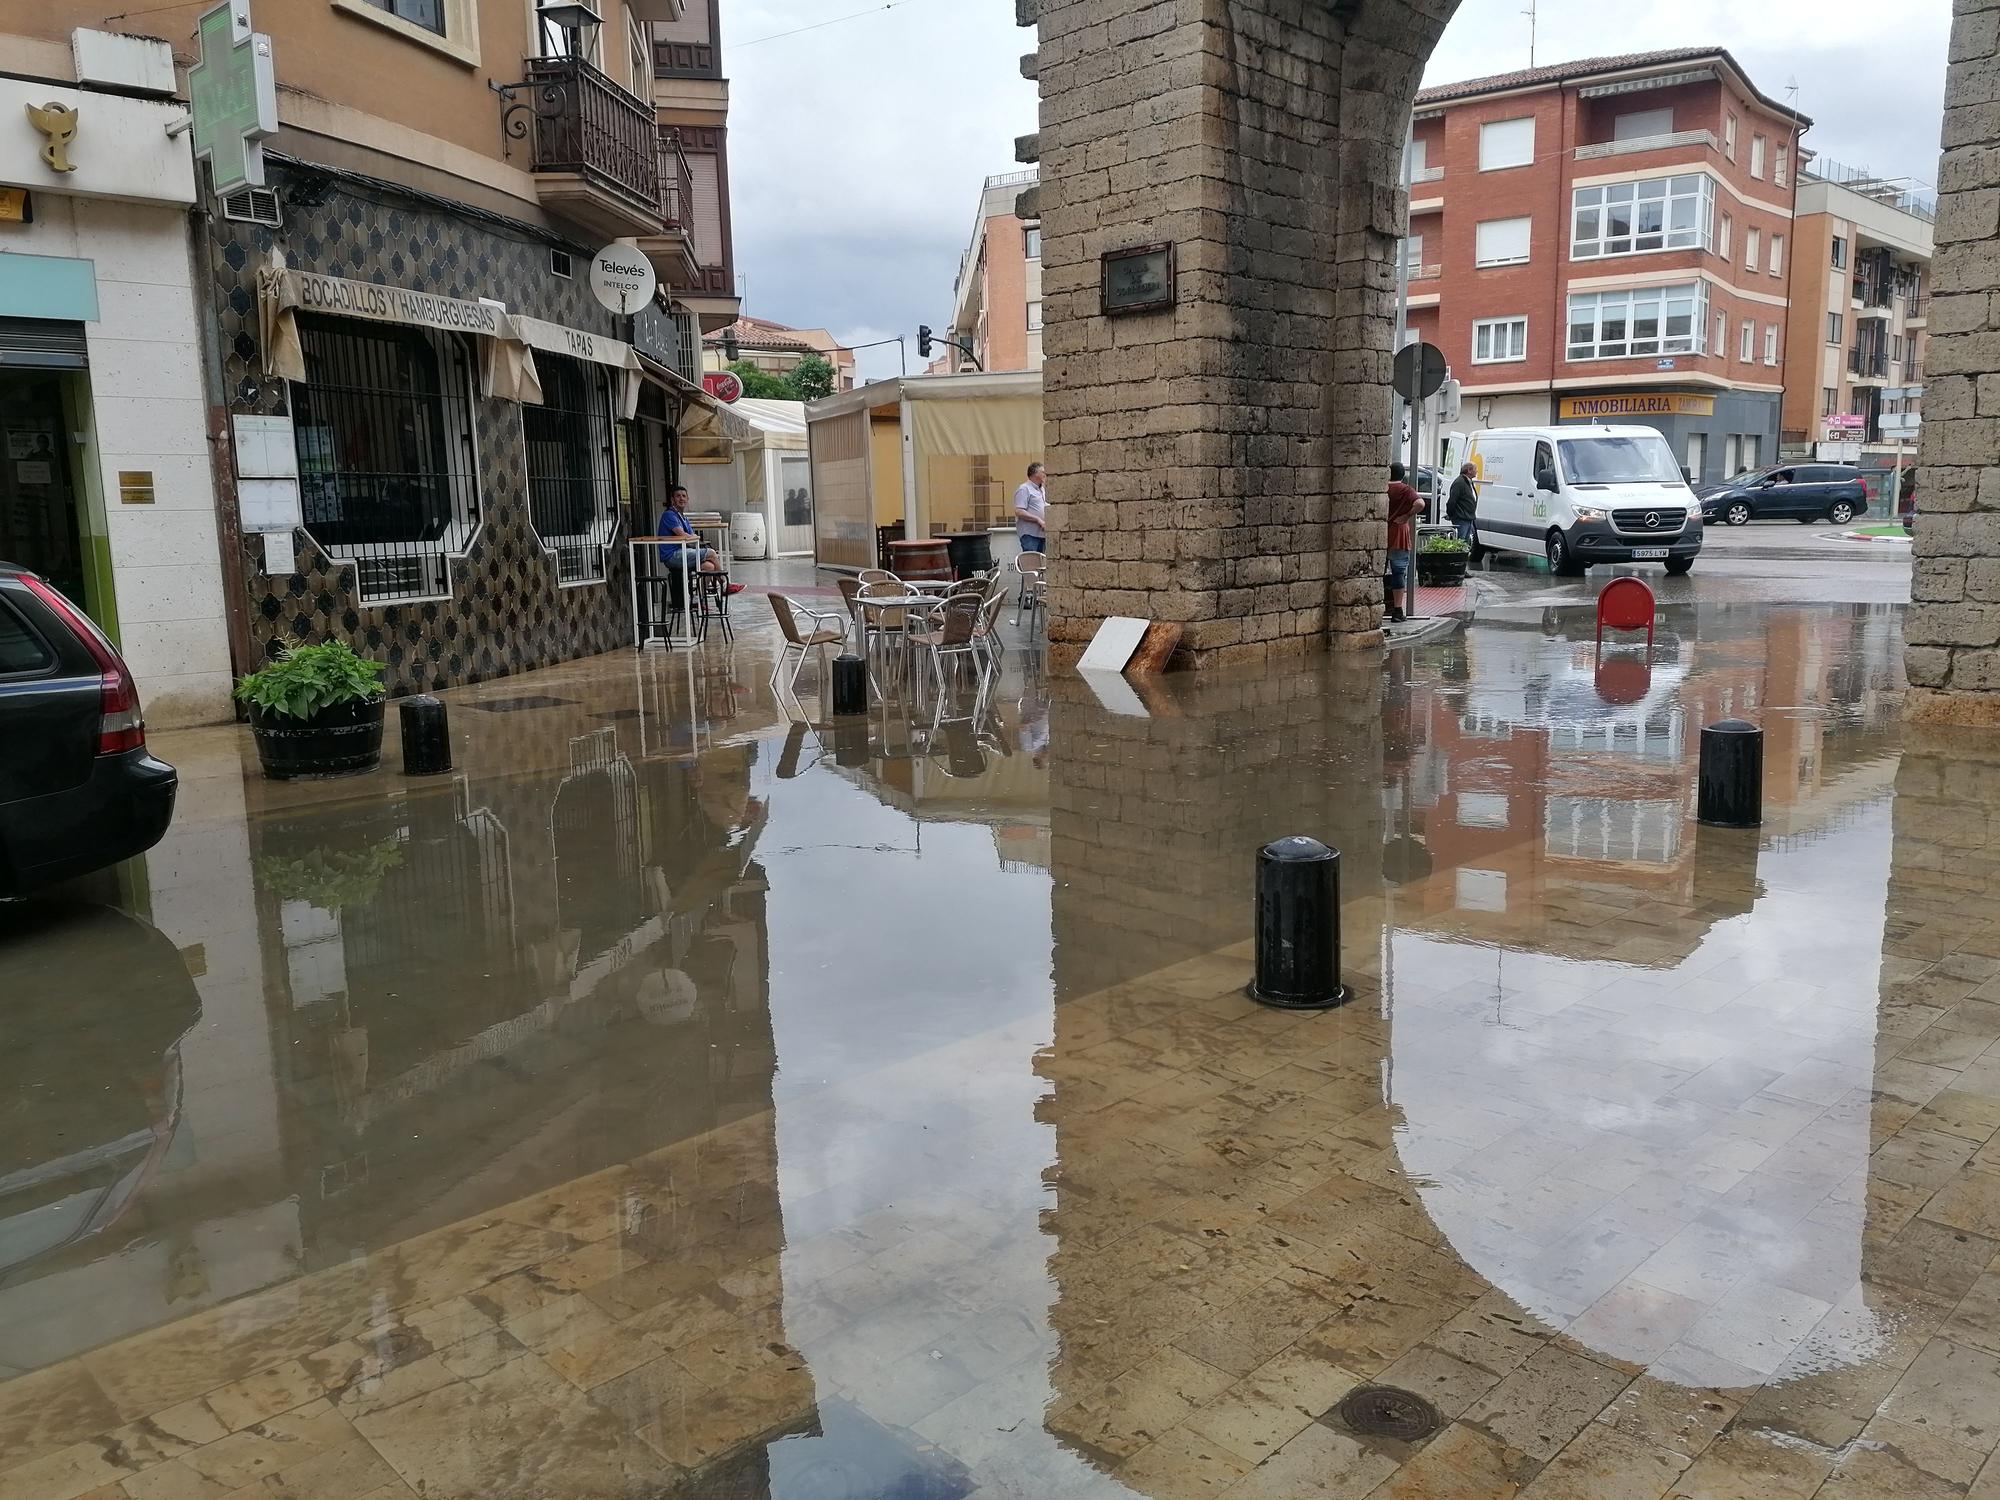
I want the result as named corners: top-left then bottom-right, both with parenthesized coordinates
top-left (1447, 462), bottom-right (1479, 546)
top-left (1015, 463), bottom-right (1048, 554)
top-left (1386, 463), bottom-right (1422, 622)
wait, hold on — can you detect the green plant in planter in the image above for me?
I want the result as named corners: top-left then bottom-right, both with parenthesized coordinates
top-left (234, 641), bottom-right (386, 720)
top-left (1420, 534), bottom-right (1471, 555)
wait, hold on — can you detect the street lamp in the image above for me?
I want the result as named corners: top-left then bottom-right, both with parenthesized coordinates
top-left (536, 0), bottom-right (601, 58)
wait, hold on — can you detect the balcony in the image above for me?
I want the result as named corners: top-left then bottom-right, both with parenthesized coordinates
top-left (1574, 128), bottom-right (1719, 162)
top-left (505, 55), bottom-right (663, 242)
top-left (1906, 295), bottom-right (1928, 326)
top-left (636, 130), bottom-right (703, 290)
top-left (1848, 346), bottom-right (1888, 381)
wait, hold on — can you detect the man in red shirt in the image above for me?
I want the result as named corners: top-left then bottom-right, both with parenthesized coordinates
top-left (1385, 463), bottom-right (1422, 622)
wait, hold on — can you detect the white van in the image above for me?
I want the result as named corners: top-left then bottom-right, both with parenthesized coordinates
top-left (1463, 425), bottom-right (1702, 577)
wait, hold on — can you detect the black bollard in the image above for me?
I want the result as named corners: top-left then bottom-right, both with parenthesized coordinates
top-left (1249, 836), bottom-right (1352, 1010)
top-left (399, 695), bottom-right (452, 776)
top-left (1697, 719), bottom-right (1763, 827)
top-left (831, 653), bottom-right (868, 716)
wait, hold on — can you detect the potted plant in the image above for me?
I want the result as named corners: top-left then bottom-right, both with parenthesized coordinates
top-left (1416, 533), bottom-right (1471, 587)
top-left (235, 641), bottom-right (388, 779)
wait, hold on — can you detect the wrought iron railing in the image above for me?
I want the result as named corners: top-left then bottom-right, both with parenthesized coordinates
top-left (659, 128), bottom-right (695, 230)
top-left (511, 55), bottom-right (660, 215)
top-left (1848, 345), bottom-right (1888, 378)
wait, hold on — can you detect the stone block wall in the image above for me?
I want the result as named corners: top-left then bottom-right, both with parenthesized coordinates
top-left (1905, 0), bottom-right (2000, 722)
top-left (1030, 0), bottom-right (1453, 663)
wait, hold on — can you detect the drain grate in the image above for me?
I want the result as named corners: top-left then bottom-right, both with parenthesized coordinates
top-left (1331, 1385), bottom-right (1441, 1442)
top-left (470, 695), bottom-right (577, 713)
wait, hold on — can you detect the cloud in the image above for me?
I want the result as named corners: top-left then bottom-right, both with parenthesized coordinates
top-left (722, 1), bottom-right (1951, 383)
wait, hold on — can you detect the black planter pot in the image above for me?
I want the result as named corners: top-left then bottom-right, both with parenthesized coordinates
top-left (250, 697), bottom-right (386, 780)
top-left (1416, 555), bottom-right (1469, 587)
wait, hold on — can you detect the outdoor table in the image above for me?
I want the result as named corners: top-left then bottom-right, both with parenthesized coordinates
top-left (854, 591), bottom-right (934, 697)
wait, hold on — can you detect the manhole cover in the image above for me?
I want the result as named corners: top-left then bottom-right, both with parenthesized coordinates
top-left (1332, 1385), bottom-right (1441, 1442)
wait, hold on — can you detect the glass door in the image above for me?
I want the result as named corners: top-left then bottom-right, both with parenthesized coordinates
top-left (0, 371), bottom-right (85, 607)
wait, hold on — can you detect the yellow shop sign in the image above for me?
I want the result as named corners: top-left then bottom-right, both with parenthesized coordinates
top-left (1559, 392), bottom-right (1715, 419)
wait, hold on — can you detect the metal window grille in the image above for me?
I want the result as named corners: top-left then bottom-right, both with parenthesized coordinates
top-left (524, 353), bottom-right (617, 585)
top-left (291, 315), bottom-right (480, 604)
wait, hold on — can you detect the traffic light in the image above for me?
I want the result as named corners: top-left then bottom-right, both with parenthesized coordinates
top-left (722, 329), bottom-right (740, 361)
top-left (918, 325), bottom-right (933, 359)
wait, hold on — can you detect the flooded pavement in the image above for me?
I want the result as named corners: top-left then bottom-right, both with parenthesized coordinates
top-left (7, 598), bottom-right (2000, 1499)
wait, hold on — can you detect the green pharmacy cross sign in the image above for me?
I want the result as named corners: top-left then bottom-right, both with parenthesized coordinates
top-left (187, 0), bottom-right (277, 193)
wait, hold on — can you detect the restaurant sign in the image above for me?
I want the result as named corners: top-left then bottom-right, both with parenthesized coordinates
top-left (1558, 392), bottom-right (1715, 419)
top-left (291, 271), bottom-right (503, 336)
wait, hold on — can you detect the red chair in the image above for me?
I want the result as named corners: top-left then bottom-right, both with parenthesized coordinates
top-left (1595, 577), bottom-right (1655, 651)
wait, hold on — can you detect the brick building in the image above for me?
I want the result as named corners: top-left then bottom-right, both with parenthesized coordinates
top-left (944, 169), bottom-right (1043, 374)
top-left (1780, 161), bottom-right (1933, 492)
top-left (1403, 48), bottom-right (1808, 486)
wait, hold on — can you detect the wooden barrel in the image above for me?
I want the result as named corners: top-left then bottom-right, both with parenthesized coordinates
top-left (887, 538), bottom-right (952, 582)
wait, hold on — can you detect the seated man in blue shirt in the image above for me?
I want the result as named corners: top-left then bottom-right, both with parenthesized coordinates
top-left (656, 487), bottom-right (743, 594)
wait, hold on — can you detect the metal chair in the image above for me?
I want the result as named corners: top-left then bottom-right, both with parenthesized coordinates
top-left (767, 593), bottom-right (849, 710)
top-left (907, 592), bottom-right (988, 710)
top-left (858, 568), bottom-right (900, 588)
top-left (1014, 551), bottom-right (1047, 628)
top-left (972, 577), bottom-right (1010, 668)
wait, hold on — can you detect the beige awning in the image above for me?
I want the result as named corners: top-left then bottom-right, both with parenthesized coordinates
top-left (507, 315), bottom-right (643, 419)
top-left (910, 391), bottom-right (1041, 457)
top-left (636, 355), bottom-right (760, 444)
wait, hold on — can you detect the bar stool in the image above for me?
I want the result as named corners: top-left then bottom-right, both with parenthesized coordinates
top-left (693, 569), bottom-right (734, 642)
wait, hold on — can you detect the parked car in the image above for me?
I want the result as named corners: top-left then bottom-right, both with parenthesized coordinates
top-left (1696, 464), bottom-right (1869, 526)
top-left (0, 563), bottom-right (176, 896)
top-left (1463, 426), bottom-right (1701, 577)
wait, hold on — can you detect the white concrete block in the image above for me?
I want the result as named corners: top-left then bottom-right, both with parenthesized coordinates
top-left (91, 277), bottom-right (201, 344)
top-left (113, 560), bottom-right (227, 624)
top-left (94, 452), bottom-right (219, 514)
top-left (89, 396), bottom-right (210, 457)
top-left (87, 336), bottom-right (207, 400)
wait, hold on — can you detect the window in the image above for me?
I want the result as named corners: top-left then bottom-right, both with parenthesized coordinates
top-left (1715, 312), bottom-right (1727, 353)
top-left (1025, 227), bottom-right (1042, 259)
top-left (0, 599), bottom-right (51, 675)
top-left (523, 353), bottom-right (618, 586)
top-left (1822, 387), bottom-right (1838, 416)
top-left (1742, 434), bottom-right (1761, 468)
top-left (1405, 137), bottom-right (1428, 175)
top-left (1827, 312), bottom-right (1844, 344)
top-left (1832, 235), bottom-right (1848, 269)
top-left (1559, 434), bottom-right (1683, 484)
top-left (1724, 113), bottom-right (1738, 160)
top-left (1402, 232), bottom-right (1424, 274)
top-left (1745, 226), bottom-right (1760, 271)
top-left (1472, 316), bottom-right (1528, 363)
top-left (1775, 144), bottom-right (1790, 187)
top-left (1566, 281), bottom-right (1707, 360)
top-left (364, 0), bottom-right (443, 34)
top-left (1475, 216), bottom-right (1532, 266)
top-left (1479, 117), bottom-right (1535, 171)
top-left (1685, 431), bottom-right (1708, 483)
top-left (1570, 175), bottom-right (1711, 258)
top-left (1739, 320), bottom-right (1755, 361)
top-left (1850, 390), bottom-right (1872, 417)
top-left (1027, 301), bottom-right (1044, 332)
top-left (1764, 324), bottom-right (1779, 365)
top-left (1613, 107), bottom-right (1675, 141)
top-left (291, 315), bottom-right (480, 603)
top-left (1719, 214), bottom-right (1732, 260)
top-left (1769, 233), bottom-right (1784, 276)
top-left (1750, 134), bottom-right (1767, 179)
top-left (1724, 433), bottom-right (1741, 474)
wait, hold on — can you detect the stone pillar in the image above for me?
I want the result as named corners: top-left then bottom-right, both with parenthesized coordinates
top-left (1905, 0), bottom-right (2000, 723)
top-left (1032, 0), bottom-right (1450, 664)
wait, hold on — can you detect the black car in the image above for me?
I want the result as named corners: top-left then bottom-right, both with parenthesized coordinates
top-left (1697, 463), bottom-right (1869, 526)
top-left (0, 564), bottom-right (177, 896)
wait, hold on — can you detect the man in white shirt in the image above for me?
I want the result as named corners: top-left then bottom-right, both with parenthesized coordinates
top-left (1013, 462), bottom-right (1048, 554)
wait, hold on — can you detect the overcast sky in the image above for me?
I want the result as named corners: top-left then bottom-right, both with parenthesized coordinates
top-left (721, 0), bottom-right (1951, 383)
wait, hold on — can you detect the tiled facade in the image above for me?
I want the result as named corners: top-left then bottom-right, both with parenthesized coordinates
top-left (208, 168), bottom-right (637, 697)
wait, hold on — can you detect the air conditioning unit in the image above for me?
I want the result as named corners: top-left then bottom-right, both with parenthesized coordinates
top-left (220, 186), bottom-right (282, 228)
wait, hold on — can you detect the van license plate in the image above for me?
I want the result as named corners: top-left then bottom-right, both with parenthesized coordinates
top-left (1632, 548), bottom-right (1669, 560)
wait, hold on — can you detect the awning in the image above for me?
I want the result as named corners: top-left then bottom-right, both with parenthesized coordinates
top-left (507, 314), bottom-right (643, 419)
top-left (636, 354), bottom-right (760, 444)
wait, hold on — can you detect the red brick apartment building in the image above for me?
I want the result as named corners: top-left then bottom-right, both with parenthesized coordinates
top-left (1403, 49), bottom-right (1808, 485)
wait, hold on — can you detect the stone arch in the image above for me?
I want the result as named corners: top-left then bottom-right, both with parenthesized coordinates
top-left (1029, 0), bottom-right (1459, 662)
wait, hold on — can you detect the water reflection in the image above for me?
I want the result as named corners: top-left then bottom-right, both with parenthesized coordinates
top-left (0, 600), bottom-right (1978, 1500)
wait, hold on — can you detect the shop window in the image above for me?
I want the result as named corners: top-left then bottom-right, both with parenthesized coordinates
top-left (524, 353), bottom-right (620, 586)
top-left (1471, 316), bottom-right (1527, 363)
top-left (1685, 432), bottom-right (1707, 482)
top-left (1479, 117), bottom-right (1535, 172)
top-left (1565, 282), bottom-right (1706, 361)
top-left (291, 314), bottom-right (481, 604)
top-left (1742, 434), bottom-right (1761, 468)
top-left (1571, 175), bottom-right (1711, 258)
